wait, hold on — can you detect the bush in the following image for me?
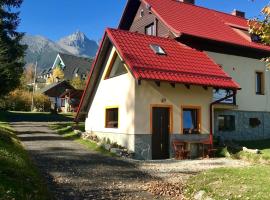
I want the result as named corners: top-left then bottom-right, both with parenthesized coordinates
top-left (0, 90), bottom-right (51, 112)
top-left (33, 93), bottom-right (51, 112)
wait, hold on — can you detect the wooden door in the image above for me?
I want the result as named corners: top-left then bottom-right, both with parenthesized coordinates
top-left (152, 107), bottom-right (170, 159)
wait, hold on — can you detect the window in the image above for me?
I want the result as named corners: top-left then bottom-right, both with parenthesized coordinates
top-left (249, 118), bottom-right (261, 128)
top-left (182, 107), bottom-right (200, 134)
top-left (218, 115), bottom-right (235, 131)
top-left (150, 44), bottom-right (166, 55)
top-left (61, 99), bottom-right (65, 107)
top-left (140, 9), bottom-right (144, 18)
top-left (105, 108), bottom-right (119, 128)
top-left (105, 54), bottom-right (128, 79)
top-left (145, 23), bottom-right (156, 36)
top-left (255, 72), bottom-right (264, 95)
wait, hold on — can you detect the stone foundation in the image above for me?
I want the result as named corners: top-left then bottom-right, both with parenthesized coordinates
top-left (214, 110), bottom-right (270, 141)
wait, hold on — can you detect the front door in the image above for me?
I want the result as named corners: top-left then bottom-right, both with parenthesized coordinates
top-left (152, 107), bottom-right (170, 159)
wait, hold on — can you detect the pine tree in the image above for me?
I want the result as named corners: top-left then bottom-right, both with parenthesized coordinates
top-left (0, 0), bottom-right (26, 97)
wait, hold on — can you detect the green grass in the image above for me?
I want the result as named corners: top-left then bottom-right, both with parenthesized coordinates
top-left (184, 165), bottom-right (270, 200)
top-left (0, 112), bottom-right (50, 200)
top-left (50, 123), bottom-right (115, 157)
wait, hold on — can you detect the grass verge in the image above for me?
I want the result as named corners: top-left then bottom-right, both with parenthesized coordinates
top-left (0, 112), bottom-right (50, 200)
top-left (184, 165), bottom-right (270, 200)
top-left (50, 123), bottom-right (115, 157)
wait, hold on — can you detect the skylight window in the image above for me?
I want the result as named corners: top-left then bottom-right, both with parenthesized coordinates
top-left (150, 44), bottom-right (166, 55)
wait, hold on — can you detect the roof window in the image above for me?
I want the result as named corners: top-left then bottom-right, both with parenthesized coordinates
top-left (150, 44), bottom-right (166, 55)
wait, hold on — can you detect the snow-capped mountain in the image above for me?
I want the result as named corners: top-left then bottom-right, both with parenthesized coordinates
top-left (22, 31), bottom-right (98, 71)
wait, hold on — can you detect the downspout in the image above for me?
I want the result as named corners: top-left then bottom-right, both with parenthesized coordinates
top-left (209, 90), bottom-right (237, 144)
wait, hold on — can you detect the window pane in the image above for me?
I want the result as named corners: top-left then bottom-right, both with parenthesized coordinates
top-left (107, 56), bottom-right (127, 79)
top-left (256, 72), bottom-right (263, 94)
top-left (106, 108), bottom-right (118, 128)
top-left (145, 23), bottom-right (155, 36)
top-left (218, 115), bottom-right (235, 131)
top-left (183, 109), bottom-right (199, 134)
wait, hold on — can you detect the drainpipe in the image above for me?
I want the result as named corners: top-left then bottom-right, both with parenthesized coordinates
top-left (209, 90), bottom-right (237, 144)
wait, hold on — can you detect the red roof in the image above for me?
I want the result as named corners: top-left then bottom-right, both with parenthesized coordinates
top-left (142, 0), bottom-right (270, 52)
top-left (107, 28), bottom-right (239, 89)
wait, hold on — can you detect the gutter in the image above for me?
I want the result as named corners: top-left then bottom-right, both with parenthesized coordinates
top-left (209, 90), bottom-right (237, 144)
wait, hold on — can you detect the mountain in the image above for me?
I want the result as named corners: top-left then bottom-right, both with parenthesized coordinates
top-left (58, 31), bottom-right (98, 58)
top-left (22, 31), bottom-right (98, 71)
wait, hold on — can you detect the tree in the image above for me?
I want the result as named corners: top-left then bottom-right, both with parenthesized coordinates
top-left (70, 76), bottom-right (86, 90)
top-left (248, 5), bottom-right (270, 67)
top-left (46, 66), bottom-right (65, 84)
top-left (0, 0), bottom-right (26, 97)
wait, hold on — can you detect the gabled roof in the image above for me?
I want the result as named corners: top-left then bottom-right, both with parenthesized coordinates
top-left (120, 0), bottom-right (270, 52)
top-left (75, 28), bottom-right (240, 121)
top-left (107, 28), bottom-right (239, 89)
top-left (58, 53), bottom-right (93, 79)
top-left (38, 81), bottom-right (74, 97)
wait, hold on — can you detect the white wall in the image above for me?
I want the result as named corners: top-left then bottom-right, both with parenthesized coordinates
top-left (206, 51), bottom-right (270, 112)
top-left (85, 47), bottom-right (136, 150)
top-left (135, 81), bottom-right (213, 135)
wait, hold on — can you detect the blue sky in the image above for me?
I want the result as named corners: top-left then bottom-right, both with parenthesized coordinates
top-left (18, 0), bottom-right (269, 42)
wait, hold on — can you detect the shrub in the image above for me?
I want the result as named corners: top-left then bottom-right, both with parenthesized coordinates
top-left (0, 90), bottom-right (51, 112)
top-left (33, 93), bottom-right (51, 112)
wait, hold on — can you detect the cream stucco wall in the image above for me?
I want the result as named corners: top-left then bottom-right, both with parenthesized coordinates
top-left (85, 47), bottom-right (136, 150)
top-left (135, 81), bottom-right (213, 135)
top-left (206, 51), bottom-right (270, 112)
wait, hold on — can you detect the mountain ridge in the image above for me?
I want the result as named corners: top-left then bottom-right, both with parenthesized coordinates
top-left (22, 31), bottom-right (99, 71)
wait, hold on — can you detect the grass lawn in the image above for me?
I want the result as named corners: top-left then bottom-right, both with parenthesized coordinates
top-left (236, 140), bottom-right (270, 162)
top-left (50, 123), bottom-right (115, 157)
top-left (0, 112), bottom-right (50, 200)
top-left (185, 140), bottom-right (270, 199)
top-left (184, 165), bottom-right (270, 200)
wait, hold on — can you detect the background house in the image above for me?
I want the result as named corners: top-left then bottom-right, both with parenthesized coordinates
top-left (39, 53), bottom-right (93, 83)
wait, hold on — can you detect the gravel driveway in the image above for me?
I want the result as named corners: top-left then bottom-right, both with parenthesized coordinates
top-left (10, 121), bottom-right (249, 200)
top-left (11, 122), bottom-right (159, 200)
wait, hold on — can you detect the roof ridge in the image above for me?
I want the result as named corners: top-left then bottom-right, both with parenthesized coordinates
top-left (107, 28), bottom-right (178, 42)
top-left (155, 0), bottom-right (248, 21)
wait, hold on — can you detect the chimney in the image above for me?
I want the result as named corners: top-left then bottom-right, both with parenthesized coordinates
top-left (232, 9), bottom-right (245, 18)
top-left (177, 0), bottom-right (195, 4)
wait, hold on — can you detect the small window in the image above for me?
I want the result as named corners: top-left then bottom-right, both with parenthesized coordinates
top-left (255, 72), bottom-right (264, 95)
top-left (249, 118), bottom-right (261, 128)
top-left (183, 108), bottom-right (200, 134)
top-left (145, 23), bottom-right (156, 36)
top-left (150, 44), bottom-right (166, 55)
top-left (105, 108), bottom-right (119, 128)
top-left (61, 99), bottom-right (65, 107)
top-left (105, 55), bottom-right (128, 79)
top-left (140, 9), bottom-right (144, 17)
top-left (218, 115), bottom-right (235, 131)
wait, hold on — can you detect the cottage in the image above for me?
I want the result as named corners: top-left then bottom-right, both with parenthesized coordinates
top-left (40, 53), bottom-right (92, 82)
top-left (76, 0), bottom-right (270, 159)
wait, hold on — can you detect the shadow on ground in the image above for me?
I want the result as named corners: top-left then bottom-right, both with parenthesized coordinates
top-left (11, 122), bottom-right (159, 200)
top-left (3, 111), bottom-right (73, 122)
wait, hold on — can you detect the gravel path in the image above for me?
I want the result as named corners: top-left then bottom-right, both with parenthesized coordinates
top-left (11, 122), bottom-right (159, 200)
top-left (10, 121), bottom-right (250, 200)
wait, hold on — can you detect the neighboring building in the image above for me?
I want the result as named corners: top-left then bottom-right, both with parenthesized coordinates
top-left (59, 89), bottom-right (83, 113)
top-left (76, 0), bottom-right (270, 159)
top-left (39, 53), bottom-right (93, 82)
top-left (39, 81), bottom-right (74, 112)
